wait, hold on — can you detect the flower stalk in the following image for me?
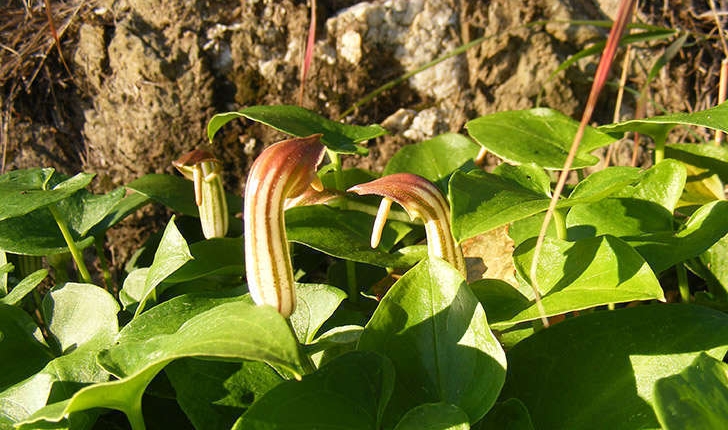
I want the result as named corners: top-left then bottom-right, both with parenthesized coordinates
top-left (243, 134), bottom-right (326, 317)
top-left (173, 149), bottom-right (229, 239)
top-left (348, 173), bottom-right (466, 276)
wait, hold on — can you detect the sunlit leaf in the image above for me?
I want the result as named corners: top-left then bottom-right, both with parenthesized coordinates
top-left (466, 108), bottom-right (615, 169)
top-left (1, 284), bottom-right (118, 427)
top-left (289, 283), bottom-right (347, 344)
top-left (0, 169), bottom-right (93, 222)
top-left (208, 105), bottom-right (387, 155)
top-left (485, 235), bottom-right (664, 328)
top-left (599, 101), bottom-right (728, 142)
top-left (358, 257), bottom-right (506, 426)
top-left (20, 298), bottom-right (302, 428)
top-left (450, 166), bottom-right (640, 242)
top-left (134, 218), bottom-right (193, 317)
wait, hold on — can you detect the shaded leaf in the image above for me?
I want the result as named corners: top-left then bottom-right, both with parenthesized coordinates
top-left (630, 200), bottom-right (728, 273)
top-left (165, 238), bottom-right (244, 283)
top-left (166, 359), bottom-right (283, 430)
top-left (474, 398), bottom-right (534, 430)
top-left (393, 403), bottom-right (470, 430)
top-left (0, 304), bottom-right (53, 391)
top-left (383, 133), bottom-right (479, 192)
top-left (653, 353), bottom-right (728, 430)
top-left (286, 205), bottom-right (422, 268)
top-left (501, 304), bottom-right (728, 429)
top-left (54, 187), bottom-right (126, 237)
top-left (665, 142), bottom-right (728, 183)
top-left (234, 351), bottom-right (394, 430)
top-left (289, 283), bottom-right (347, 344)
top-left (20, 299), bottom-right (302, 428)
top-left (0, 269), bottom-right (47, 306)
top-left (0, 208), bottom-right (94, 256)
top-left (699, 233), bottom-right (728, 296)
top-left (88, 192), bottom-right (151, 237)
top-left (125, 174), bottom-right (198, 216)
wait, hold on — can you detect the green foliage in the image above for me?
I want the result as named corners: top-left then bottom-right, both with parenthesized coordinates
top-left (653, 353), bottom-right (728, 429)
top-left (1, 79), bottom-right (728, 429)
top-left (466, 108), bottom-right (616, 169)
top-left (207, 105), bottom-right (387, 155)
top-left (501, 304), bottom-right (728, 429)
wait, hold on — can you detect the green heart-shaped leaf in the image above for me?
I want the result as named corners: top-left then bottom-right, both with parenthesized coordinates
top-left (0, 169), bottom-right (93, 222)
top-left (358, 257), bottom-right (506, 425)
top-left (383, 133), bottom-right (480, 192)
top-left (466, 108), bottom-right (615, 169)
top-left (483, 235), bottom-right (664, 328)
top-left (208, 105), bottom-right (387, 155)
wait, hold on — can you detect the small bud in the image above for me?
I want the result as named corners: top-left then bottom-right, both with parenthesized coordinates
top-left (173, 150), bottom-right (229, 239)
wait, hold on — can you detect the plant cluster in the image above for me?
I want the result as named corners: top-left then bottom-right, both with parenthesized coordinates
top-left (1, 98), bottom-right (727, 429)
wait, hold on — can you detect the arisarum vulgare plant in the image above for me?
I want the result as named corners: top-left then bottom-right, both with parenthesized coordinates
top-left (243, 134), bottom-right (326, 317)
top-left (348, 172), bottom-right (466, 276)
top-left (173, 149), bottom-right (229, 239)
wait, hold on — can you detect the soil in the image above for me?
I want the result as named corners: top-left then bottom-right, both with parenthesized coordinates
top-left (1, 0), bottom-right (726, 278)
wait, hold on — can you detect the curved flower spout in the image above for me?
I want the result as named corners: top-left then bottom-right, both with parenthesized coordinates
top-left (348, 173), bottom-right (466, 276)
top-left (244, 134), bottom-right (326, 317)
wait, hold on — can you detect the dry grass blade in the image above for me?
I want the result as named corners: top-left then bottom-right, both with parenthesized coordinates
top-left (299, 0), bottom-right (317, 107)
top-left (0, 0), bottom-right (82, 93)
top-left (528, 0), bottom-right (637, 327)
top-left (709, 0), bottom-right (727, 144)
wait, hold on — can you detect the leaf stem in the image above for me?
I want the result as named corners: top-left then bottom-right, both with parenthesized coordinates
top-left (95, 236), bottom-right (115, 294)
top-left (49, 205), bottom-right (92, 284)
top-left (327, 149), bottom-right (359, 303)
top-left (286, 318), bottom-right (317, 375)
top-left (552, 209), bottom-right (568, 241)
top-left (654, 135), bottom-right (666, 164)
top-left (677, 263), bottom-right (690, 303)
